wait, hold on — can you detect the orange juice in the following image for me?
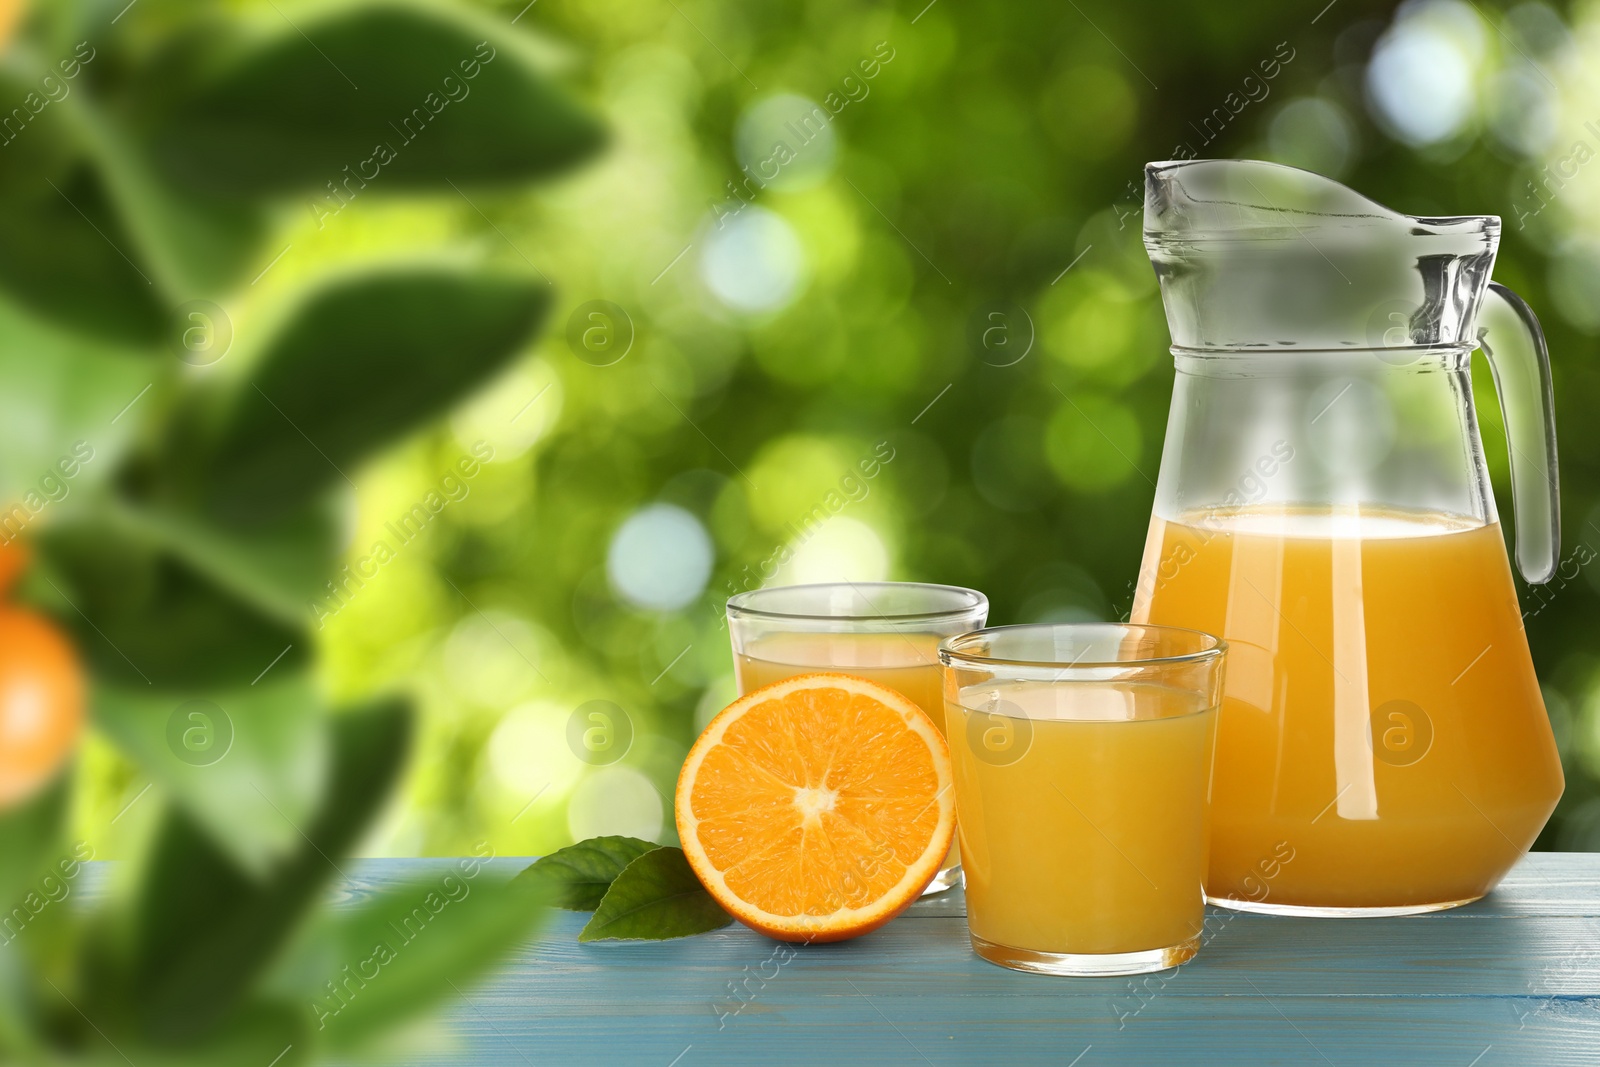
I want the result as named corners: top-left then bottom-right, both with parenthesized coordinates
top-left (1132, 507), bottom-right (1564, 912)
top-left (734, 632), bottom-right (946, 725)
top-left (948, 681), bottom-right (1215, 957)
top-left (734, 632), bottom-right (960, 887)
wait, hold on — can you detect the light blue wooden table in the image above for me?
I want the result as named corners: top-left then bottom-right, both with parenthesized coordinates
top-left (338, 852), bottom-right (1600, 1066)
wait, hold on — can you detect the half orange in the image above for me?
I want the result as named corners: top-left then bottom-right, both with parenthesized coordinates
top-left (675, 672), bottom-right (955, 942)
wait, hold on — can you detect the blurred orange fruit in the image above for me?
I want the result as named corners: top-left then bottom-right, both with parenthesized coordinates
top-left (0, 1), bottom-right (25, 54)
top-left (0, 538), bottom-right (31, 597)
top-left (0, 607), bottom-right (85, 808)
top-left (675, 673), bottom-right (955, 942)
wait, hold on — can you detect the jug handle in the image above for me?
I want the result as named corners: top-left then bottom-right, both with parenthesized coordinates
top-left (1477, 282), bottom-right (1560, 584)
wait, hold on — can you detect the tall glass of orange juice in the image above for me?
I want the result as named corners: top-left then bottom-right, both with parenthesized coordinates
top-left (726, 582), bottom-right (988, 893)
top-left (941, 623), bottom-right (1225, 976)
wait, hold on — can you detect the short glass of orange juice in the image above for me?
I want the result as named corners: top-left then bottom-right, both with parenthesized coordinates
top-left (726, 582), bottom-right (988, 894)
top-left (940, 623), bottom-right (1225, 975)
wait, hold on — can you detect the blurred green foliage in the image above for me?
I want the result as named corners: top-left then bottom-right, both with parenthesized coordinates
top-left (295, 0), bottom-right (1600, 864)
top-left (0, 0), bottom-right (601, 1061)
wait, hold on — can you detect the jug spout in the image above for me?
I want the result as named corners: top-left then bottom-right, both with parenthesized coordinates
top-left (1143, 159), bottom-right (1498, 352)
top-left (1142, 159), bottom-right (1561, 585)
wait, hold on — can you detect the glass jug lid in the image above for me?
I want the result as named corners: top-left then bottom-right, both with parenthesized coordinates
top-left (1144, 159), bottom-right (1499, 352)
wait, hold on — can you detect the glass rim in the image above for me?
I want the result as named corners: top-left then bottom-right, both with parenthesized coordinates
top-left (1170, 343), bottom-right (1476, 359)
top-left (938, 622), bottom-right (1226, 672)
top-left (726, 581), bottom-right (988, 624)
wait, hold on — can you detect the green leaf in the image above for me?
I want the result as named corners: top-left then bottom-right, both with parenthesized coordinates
top-left (194, 266), bottom-right (549, 522)
top-left (139, 1), bottom-right (605, 197)
top-left (32, 520), bottom-right (307, 691)
top-left (74, 97), bottom-right (271, 299)
top-left (578, 848), bottom-right (733, 942)
top-left (0, 292), bottom-right (154, 512)
top-left (108, 497), bottom-right (340, 629)
top-left (113, 698), bottom-right (412, 1044)
top-left (0, 73), bottom-right (166, 346)
top-left (295, 865), bottom-right (549, 1051)
top-left (0, 782), bottom-right (85, 1055)
top-left (0, 947), bottom-right (34, 1059)
top-left (516, 835), bottom-right (659, 911)
top-left (0, 67), bottom-right (80, 201)
top-left (98, 1000), bottom-right (310, 1067)
top-left (92, 676), bottom-right (328, 876)
top-left (0, 774), bottom-right (70, 917)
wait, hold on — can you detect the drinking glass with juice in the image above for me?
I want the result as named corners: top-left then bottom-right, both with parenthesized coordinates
top-left (941, 624), bottom-right (1225, 976)
top-left (726, 582), bottom-right (988, 893)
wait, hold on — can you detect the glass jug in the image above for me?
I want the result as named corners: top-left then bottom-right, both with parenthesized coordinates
top-left (1130, 160), bottom-right (1564, 916)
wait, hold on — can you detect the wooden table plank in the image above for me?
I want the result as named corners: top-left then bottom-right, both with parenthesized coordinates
top-left (327, 851), bottom-right (1600, 919)
top-left (385, 853), bottom-right (1600, 1066)
top-left (429, 991), bottom-right (1600, 1067)
top-left (80, 853), bottom-right (1600, 1064)
top-left (514, 908), bottom-right (1600, 997)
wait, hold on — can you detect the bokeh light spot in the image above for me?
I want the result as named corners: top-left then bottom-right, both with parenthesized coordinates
top-left (745, 436), bottom-right (857, 532)
top-left (1044, 393), bottom-right (1143, 492)
top-left (1269, 98), bottom-right (1358, 177)
top-left (1366, 2), bottom-right (1483, 146)
top-left (489, 701), bottom-right (585, 799)
top-left (442, 612), bottom-right (545, 707)
top-left (566, 765), bottom-right (664, 842)
top-left (606, 503), bottom-right (714, 612)
top-left (1548, 241), bottom-right (1600, 333)
top-left (701, 207), bottom-right (807, 313)
top-left (736, 93), bottom-right (838, 192)
top-left (1485, 67), bottom-right (1559, 158)
top-left (774, 515), bottom-right (889, 585)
